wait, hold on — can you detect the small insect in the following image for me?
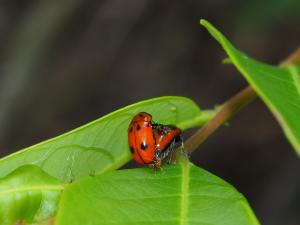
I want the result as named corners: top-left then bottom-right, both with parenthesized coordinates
top-left (128, 112), bottom-right (156, 165)
top-left (153, 124), bottom-right (182, 166)
top-left (128, 112), bottom-right (183, 168)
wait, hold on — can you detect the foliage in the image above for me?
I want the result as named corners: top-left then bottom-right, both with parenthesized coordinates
top-left (201, 19), bottom-right (300, 155)
top-left (0, 165), bottom-right (62, 225)
top-left (1, 19), bottom-right (299, 224)
top-left (56, 159), bottom-right (259, 225)
top-left (0, 97), bottom-right (212, 182)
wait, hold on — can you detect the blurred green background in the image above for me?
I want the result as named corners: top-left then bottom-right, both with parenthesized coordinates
top-left (0, 1), bottom-right (299, 224)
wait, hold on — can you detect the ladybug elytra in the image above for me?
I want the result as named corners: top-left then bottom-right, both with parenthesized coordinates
top-left (128, 112), bottom-right (183, 168)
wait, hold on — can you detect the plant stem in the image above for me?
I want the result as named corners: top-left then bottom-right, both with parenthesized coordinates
top-left (184, 46), bottom-right (300, 153)
top-left (280, 47), bottom-right (300, 66)
top-left (184, 86), bottom-right (256, 153)
top-left (177, 109), bottom-right (217, 131)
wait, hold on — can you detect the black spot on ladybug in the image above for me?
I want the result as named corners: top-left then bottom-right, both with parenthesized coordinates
top-left (136, 124), bottom-right (141, 131)
top-left (129, 126), bottom-right (133, 132)
top-left (141, 142), bottom-right (148, 150)
top-left (130, 146), bottom-right (135, 153)
top-left (139, 113), bottom-right (144, 117)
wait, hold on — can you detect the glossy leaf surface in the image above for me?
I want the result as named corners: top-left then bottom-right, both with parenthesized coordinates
top-left (0, 165), bottom-right (62, 225)
top-left (201, 19), bottom-right (300, 155)
top-left (0, 97), bottom-right (214, 182)
top-left (56, 161), bottom-right (260, 225)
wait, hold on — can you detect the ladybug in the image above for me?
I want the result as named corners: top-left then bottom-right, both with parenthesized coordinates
top-left (128, 112), bottom-right (155, 165)
top-left (128, 112), bottom-right (182, 168)
top-left (152, 124), bottom-right (182, 163)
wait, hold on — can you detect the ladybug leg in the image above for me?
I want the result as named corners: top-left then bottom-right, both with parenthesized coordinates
top-left (155, 149), bottom-right (163, 161)
top-left (178, 135), bottom-right (184, 153)
top-left (149, 154), bottom-right (162, 169)
top-left (178, 135), bottom-right (190, 159)
top-left (167, 152), bottom-right (174, 164)
top-left (154, 158), bottom-right (162, 169)
top-left (149, 158), bottom-right (162, 175)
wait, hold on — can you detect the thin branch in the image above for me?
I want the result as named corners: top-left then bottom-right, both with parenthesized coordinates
top-left (280, 47), bottom-right (300, 66)
top-left (184, 86), bottom-right (256, 153)
top-left (184, 46), bottom-right (300, 154)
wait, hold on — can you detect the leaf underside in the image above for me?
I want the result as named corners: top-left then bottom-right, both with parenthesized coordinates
top-left (201, 19), bottom-right (300, 155)
top-left (55, 161), bottom-right (260, 225)
top-left (0, 96), bottom-right (211, 182)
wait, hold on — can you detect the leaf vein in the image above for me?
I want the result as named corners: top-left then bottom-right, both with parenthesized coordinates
top-left (180, 162), bottom-right (189, 225)
top-left (0, 185), bottom-right (63, 196)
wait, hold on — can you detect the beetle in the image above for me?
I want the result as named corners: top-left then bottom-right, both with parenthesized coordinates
top-left (128, 112), bottom-right (182, 168)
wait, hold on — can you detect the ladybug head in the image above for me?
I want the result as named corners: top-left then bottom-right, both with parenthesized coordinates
top-left (133, 112), bottom-right (152, 122)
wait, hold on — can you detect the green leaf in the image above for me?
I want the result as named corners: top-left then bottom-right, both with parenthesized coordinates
top-left (0, 165), bottom-right (63, 225)
top-left (0, 97), bottom-right (214, 182)
top-left (55, 160), bottom-right (260, 225)
top-left (201, 19), bottom-right (300, 155)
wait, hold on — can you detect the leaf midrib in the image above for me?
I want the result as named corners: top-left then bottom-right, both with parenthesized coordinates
top-left (288, 65), bottom-right (300, 98)
top-left (0, 185), bottom-right (64, 196)
top-left (180, 161), bottom-right (189, 225)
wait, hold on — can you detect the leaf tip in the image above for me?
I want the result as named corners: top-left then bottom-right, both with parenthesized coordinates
top-left (200, 19), bottom-right (212, 29)
top-left (199, 19), bottom-right (222, 42)
top-left (199, 19), bottom-right (206, 25)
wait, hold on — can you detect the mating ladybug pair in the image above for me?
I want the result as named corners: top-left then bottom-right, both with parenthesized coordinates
top-left (128, 112), bottom-right (183, 168)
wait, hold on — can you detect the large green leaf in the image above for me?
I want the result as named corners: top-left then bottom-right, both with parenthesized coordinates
top-left (0, 165), bottom-right (63, 225)
top-left (0, 97), bottom-right (214, 182)
top-left (201, 19), bottom-right (300, 155)
top-left (55, 160), bottom-right (259, 225)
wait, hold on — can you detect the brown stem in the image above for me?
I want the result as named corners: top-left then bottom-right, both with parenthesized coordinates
top-left (184, 86), bottom-right (256, 153)
top-left (280, 47), bottom-right (300, 66)
top-left (184, 46), bottom-right (300, 154)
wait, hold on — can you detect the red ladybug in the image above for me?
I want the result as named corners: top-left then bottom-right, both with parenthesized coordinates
top-left (128, 112), bottom-right (155, 165)
top-left (128, 112), bottom-right (182, 168)
top-left (152, 124), bottom-right (182, 163)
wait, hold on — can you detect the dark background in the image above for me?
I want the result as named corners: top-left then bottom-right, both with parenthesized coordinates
top-left (0, 1), bottom-right (299, 224)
